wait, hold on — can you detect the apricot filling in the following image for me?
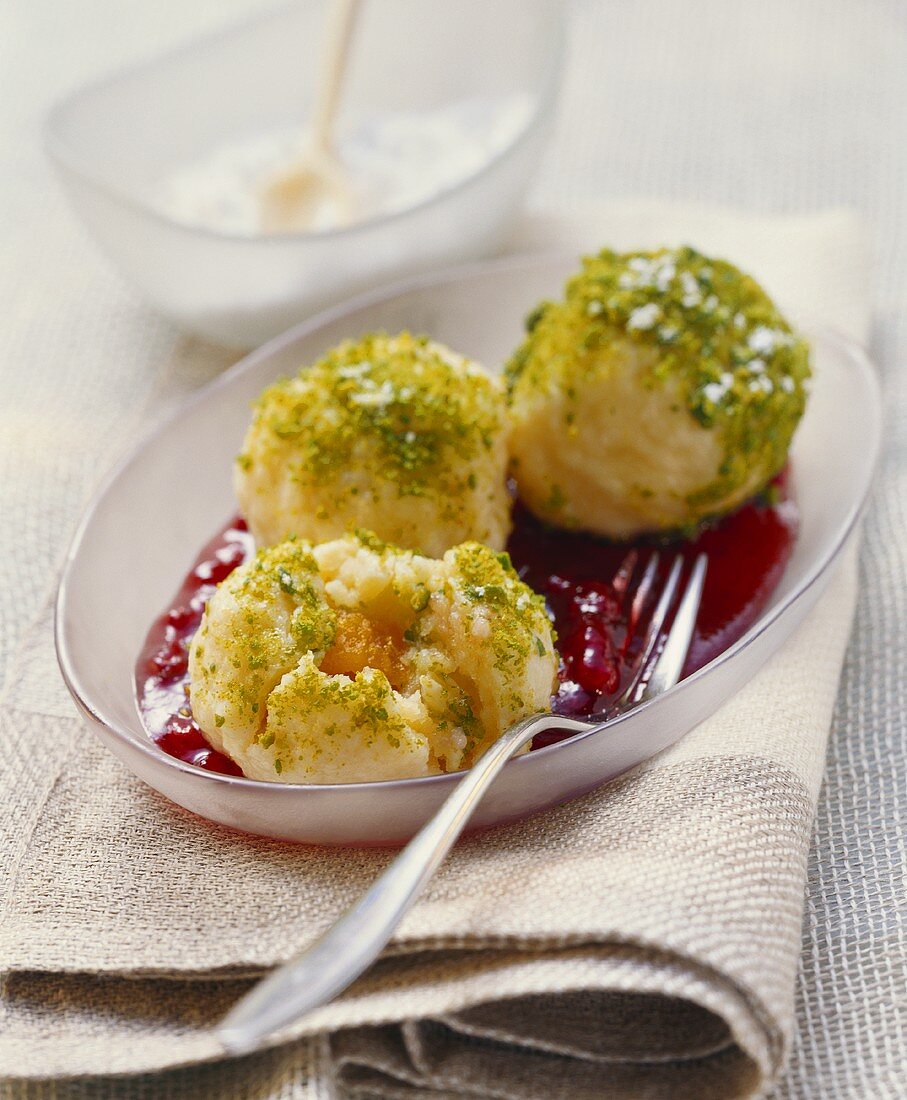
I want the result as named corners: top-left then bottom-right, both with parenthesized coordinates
top-left (318, 609), bottom-right (409, 691)
top-left (184, 531), bottom-right (557, 783)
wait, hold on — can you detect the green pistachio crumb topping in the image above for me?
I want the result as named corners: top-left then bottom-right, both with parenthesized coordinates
top-left (190, 540), bottom-right (335, 727)
top-left (448, 542), bottom-right (554, 689)
top-left (268, 660), bottom-right (414, 753)
top-left (353, 528), bottom-right (390, 555)
top-left (192, 531), bottom-right (556, 779)
top-left (243, 332), bottom-right (505, 514)
top-left (507, 246), bottom-right (811, 507)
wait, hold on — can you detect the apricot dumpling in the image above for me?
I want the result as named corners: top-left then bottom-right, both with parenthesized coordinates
top-left (235, 332), bottom-right (511, 558)
top-left (506, 246), bottom-right (810, 537)
top-left (188, 533), bottom-right (556, 783)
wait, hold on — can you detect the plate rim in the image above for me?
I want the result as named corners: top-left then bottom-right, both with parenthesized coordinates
top-left (54, 249), bottom-right (884, 796)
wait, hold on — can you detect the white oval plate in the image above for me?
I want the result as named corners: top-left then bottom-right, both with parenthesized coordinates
top-left (55, 253), bottom-right (881, 845)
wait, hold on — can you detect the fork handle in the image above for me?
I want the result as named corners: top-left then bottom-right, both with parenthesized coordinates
top-left (217, 711), bottom-right (586, 1054)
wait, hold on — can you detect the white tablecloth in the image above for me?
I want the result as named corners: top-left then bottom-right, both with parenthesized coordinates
top-left (1, 1), bottom-right (904, 1095)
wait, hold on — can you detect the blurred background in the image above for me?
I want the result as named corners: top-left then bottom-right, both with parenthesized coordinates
top-left (1, 2), bottom-right (904, 1094)
top-left (4, 1), bottom-right (903, 313)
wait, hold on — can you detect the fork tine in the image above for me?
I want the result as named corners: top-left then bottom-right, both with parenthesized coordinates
top-left (611, 548), bottom-right (639, 597)
top-left (217, 541), bottom-right (704, 1053)
top-left (613, 553), bottom-right (684, 710)
top-left (637, 553), bottom-right (708, 703)
top-left (627, 550), bottom-right (660, 638)
top-left (636, 553), bottom-right (684, 669)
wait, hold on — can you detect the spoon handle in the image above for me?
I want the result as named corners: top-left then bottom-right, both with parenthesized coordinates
top-left (311, 0), bottom-right (361, 154)
top-left (217, 711), bottom-right (586, 1055)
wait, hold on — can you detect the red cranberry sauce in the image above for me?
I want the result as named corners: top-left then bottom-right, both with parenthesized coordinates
top-left (136, 519), bottom-right (253, 776)
top-left (508, 474), bottom-right (798, 747)
top-left (137, 480), bottom-right (797, 771)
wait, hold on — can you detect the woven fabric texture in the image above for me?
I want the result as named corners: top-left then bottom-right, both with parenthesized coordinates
top-left (0, 196), bottom-right (866, 1094)
top-left (1, 0), bottom-right (905, 1097)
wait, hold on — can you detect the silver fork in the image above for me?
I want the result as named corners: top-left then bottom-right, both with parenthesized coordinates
top-left (217, 551), bottom-right (708, 1055)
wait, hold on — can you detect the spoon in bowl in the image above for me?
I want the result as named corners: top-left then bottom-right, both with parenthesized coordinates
top-left (259, 0), bottom-right (361, 234)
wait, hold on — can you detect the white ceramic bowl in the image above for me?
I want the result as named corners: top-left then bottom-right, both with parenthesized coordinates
top-left (44, 1), bottom-right (565, 347)
top-left (55, 253), bottom-right (882, 845)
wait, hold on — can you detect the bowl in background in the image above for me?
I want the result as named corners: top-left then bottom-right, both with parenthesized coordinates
top-left (45, 0), bottom-right (565, 346)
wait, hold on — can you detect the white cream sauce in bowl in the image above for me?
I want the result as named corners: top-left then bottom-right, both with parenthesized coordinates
top-left (45, 0), bottom-right (566, 344)
top-left (156, 95), bottom-right (535, 237)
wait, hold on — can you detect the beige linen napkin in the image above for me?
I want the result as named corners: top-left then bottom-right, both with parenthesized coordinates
top-left (0, 202), bottom-right (870, 1099)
